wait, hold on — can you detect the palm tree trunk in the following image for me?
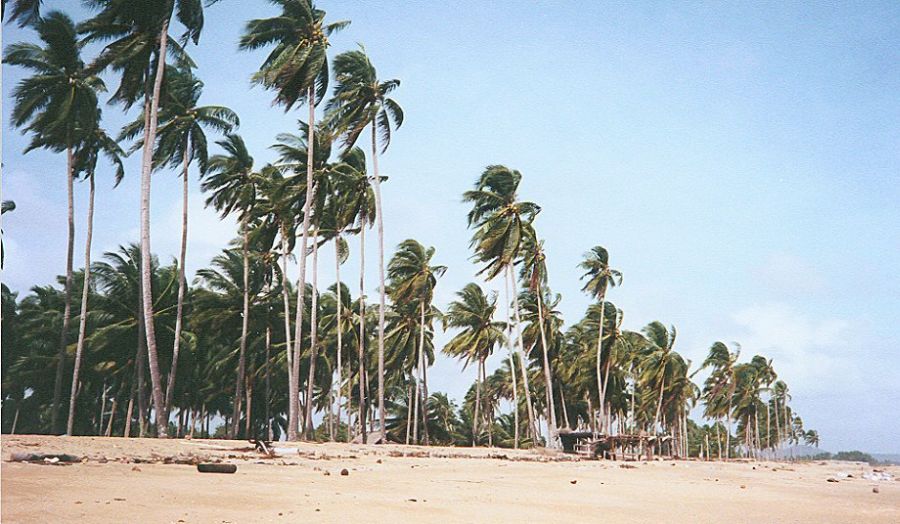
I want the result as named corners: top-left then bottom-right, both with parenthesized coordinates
top-left (334, 236), bottom-right (343, 441)
top-left (726, 399), bottom-right (732, 460)
top-left (508, 266), bottom-right (537, 444)
top-left (165, 144), bottom-right (190, 422)
top-left (279, 231), bottom-right (294, 406)
top-left (231, 216), bottom-right (250, 438)
top-left (66, 170), bottom-right (96, 435)
top-left (135, 286), bottom-right (147, 437)
top-left (303, 228), bottom-right (321, 439)
top-left (594, 299), bottom-right (606, 435)
top-left (503, 265), bottom-right (519, 448)
top-left (52, 145), bottom-right (76, 435)
top-left (473, 356), bottom-right (483, 446)
top-left (140, 19), bottom-right (171, 438)
top-left (559, 378), bottom-right (570, 429)
top-left (265, 315), bottom-right (272, 441)
top-left (371, 122), bottom-right (387, 436)
top-left (535, 289), bottom-right (557, 446)
top-left (653, 374), bottom-right (665, 434)
top-left (419, 301), bottom-right (430, 445)
top-left (105, 398), bottom-right (116, 437)
top-left (405, 381), bottom-right (413, 444)
top-left (289, 85), bottom-right (318, 441)
top-left (357, 225), bottom-right (367, 444)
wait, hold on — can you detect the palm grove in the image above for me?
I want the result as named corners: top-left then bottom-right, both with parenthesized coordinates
top-left (1, 0), bottom-right (819, 458)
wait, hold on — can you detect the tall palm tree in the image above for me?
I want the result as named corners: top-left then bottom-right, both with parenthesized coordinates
top-left (121, 66), bottom-right (239, 423)
top-left (700, 341), bottom-right (740, 459)
top-left (579, 245), bottom-right (622, 433)
top-left (82, 0), bottom-right (205, 437)
top-left (639, 321), bottom-right (685, 435)
top-left (65, 126), bottom-right (124, 435)
top-left (4, 10), bottom-right (105, 433)
top-left (202, 133), bottom-right (258, 438)
top-left (240, 0), bottom-right (348, 441)
top-left (463, 165), bottom-right (541, 447)
top-left (519, 228), bottom-right (558, 443)
top-left (327, 46), bottom-right (404, 434)
top-left (387, 239), bottom-right (446, 443)
top-left (443, 283), bottom-right (505, 445)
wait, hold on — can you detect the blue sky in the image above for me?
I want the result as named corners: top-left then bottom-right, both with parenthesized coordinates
top-left (3, 1), bottom-right (898, 452)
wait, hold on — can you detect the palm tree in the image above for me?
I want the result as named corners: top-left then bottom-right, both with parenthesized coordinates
top-left (202, 133), bottom-right (259, 438)
top-left (240, 0), bottom-right (348, 441)
top-left (443, 283), bottom-right (505, 445)
top-left (121, 66), bottom-right (239, 423)
top-left (327, 45), bottom-right (404, 435)
top-left (463, 165), bottom-right (541, 447)
top-left (519, 228), bottom-right (558, 443)
top-left (579, 246), bottom-right (622, 433)
top-left (4, 10), bottom-right (105, 433)
top-left (387, 239), bottom-right (446, 443)
top-left (639, 321), bottom-right (685, 434)
top-left (700, 341), bottom-right (740, 459)
top-left (82, 0), bottom-right (205, 438)
top-left (65, 127), bottom-right (124, 435)
top-left (1, 200), bottom-right (15, 268)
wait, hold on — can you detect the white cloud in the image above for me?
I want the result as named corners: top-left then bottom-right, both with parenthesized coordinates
top-left (729, 303), bottom-right (856, 393)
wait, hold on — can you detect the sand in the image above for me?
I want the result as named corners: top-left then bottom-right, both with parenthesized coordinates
top-left (2, 435), bottom-right (897, 523)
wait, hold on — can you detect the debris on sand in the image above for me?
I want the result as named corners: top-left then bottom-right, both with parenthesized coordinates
top-left (570, 480), bottom-right (577, 484)
top-left (619, 464), bottom-right (636, 469)
top-left (197, 463), bottom-right (237, 474)
top-left (862, 471), bottom-right (894, 482)
top-left (826, 478), bottom-right (839, 483)
top-left (340, 468), bottom-right (349, 476)
top-left (873, 486), bottom-right (880, 494)
top-left (9, 452), bottom-right (80, 464)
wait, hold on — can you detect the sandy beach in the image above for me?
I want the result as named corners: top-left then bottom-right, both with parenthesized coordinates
top-left (1, 435), bottom-right (897, 523)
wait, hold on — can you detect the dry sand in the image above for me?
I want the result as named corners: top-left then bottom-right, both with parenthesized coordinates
top-left (2, 435), bottom-right (897, 523)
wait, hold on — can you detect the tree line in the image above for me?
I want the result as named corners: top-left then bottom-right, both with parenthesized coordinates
top-left (1, 0), bottom-right (818, 456)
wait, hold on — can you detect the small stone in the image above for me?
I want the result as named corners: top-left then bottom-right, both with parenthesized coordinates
top-left (131, 466), bottom-right (141, 472)
top-left (315, 509), bottom-right (321, 512)
top-left (340, 468), bottom-right (349, 476)
top-left (570, 480), bottom-right (577, 484)
top-left (873, 487), bottom-right (880, 494)
top-left (323, 470), bottom-right (331, 476)
top-left (827, 478), bottom-right (839, 483)
top-left (740, 485), bottom-right (746, 489)
top-left (376, 459), bottom-right (382, 464)
top-left (407, 498), bottom-right (417, 502)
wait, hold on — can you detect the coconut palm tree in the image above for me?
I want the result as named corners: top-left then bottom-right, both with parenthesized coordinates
top-left (519, 228), bottom-right (559, 443)
top-left (202, 133), bottom-right (259, 438)
top-left (387, 239), bottom-right (445, 443)
top-left (579, 246), bottom-right (622, 433)
top-left (65, 126), bottom-right (125, 435)
top-left (443, 283), bottom-right (506, 444)
top-left (639, 321), bottom-right (686, 434)
top-left (4, 10), bottom-right (105, 433)
top-left (240, 0), bottom-right (348, 440)
top-left (120, 65), bottom-right (239, 423)
top-left (81, 0), bottom-right (205, 438)
top-left (327, 46), bottom-right (404, 434)
top-left (463, 165), bottom-right (541, 447)
top-left (700, 341), bottom-right (740, 459)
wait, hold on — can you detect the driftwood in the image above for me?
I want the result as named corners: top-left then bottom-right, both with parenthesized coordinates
top-left (9, 452), bottom-right (80, 464)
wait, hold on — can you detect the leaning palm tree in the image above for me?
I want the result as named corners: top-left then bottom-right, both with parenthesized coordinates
top-left (4, 10), bottom-right (105, 433)
top-left (579, 245), bottom-right (622, 433)
top-left (239, 0), bottom-right (348, 441)
top-left (202, 133), bottom-right (259, 438)
top-left (327, 45), bottom-right (403, 434)
top-left (700, 341), bottom-right (740, 459)
top-left (81, 0), bottom-right (205, 437)
top-left (443, 283), bottom-right (505, 445)
top-left (639, 321), bottom-right (685, 434)
top-left (387, 240), bottom-right (445, 443)
top-left (65, 126), bottom-right (125, 435)
top-left (519, 228), bottom-right (558, 443)
top-left (121, 65), bottom-right (239, 423)
top-left (463, 165), bottom-right (541, 447)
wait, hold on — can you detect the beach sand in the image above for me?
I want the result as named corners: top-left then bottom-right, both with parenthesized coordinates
top-left (2, 435), bottom-right (897, 523)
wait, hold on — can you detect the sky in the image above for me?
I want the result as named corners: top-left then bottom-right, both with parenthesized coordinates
top-left (2, 1), bottom-right (898, 452)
